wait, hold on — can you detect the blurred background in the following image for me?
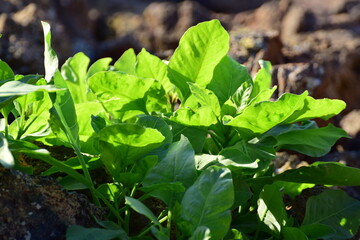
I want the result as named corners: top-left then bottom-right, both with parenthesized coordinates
top-left (1, 0), bottom-right (360, 171)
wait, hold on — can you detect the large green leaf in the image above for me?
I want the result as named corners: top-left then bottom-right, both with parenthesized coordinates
top-left (226, 92), bottom-right (308, 137)
top-left (61, 52), bottom-right (90, 103)
top-left (41, 21), bottom-right (58, 82)
top-left (275, 162), bottom-right (360, 186)
top-left (98, 124), bottom-right (164, 180)
top-left (86, 57), bottom-right (112, 80)
top-left (168, 20), bottom-right (229, 100)
top-left (208, 55), bottom-right (252, 106)
top-left (189, 226), bottom-right (212, 240)
top-left (274, 124), bottom-right (349, 157)
top-left (67, 225), bottom-right (128, 240)
top-left (136, 48), bottom-right (173, 93)
top-left (114, 48), bottom-right (137, 74)
top-left (0, 60), bottom-right (14, 82)
top-left (251, 60), bottom-right (272, 98)
top-left (142, 136), bottom-right (197, 207)
top-left (0, 132), bottom-right (14, 168)
top-left (284, 96), bottom-right (346, 124)
top-left (179, 166), bottom-right (233, 239)
top-left (88, 71), bottom-right (154, 118)
top-left (302, 190), bottom-right (360, 240)
top-left (136, 115), bottom-right (173, 146)
top-left (188, 83), bottom-right (221, 117)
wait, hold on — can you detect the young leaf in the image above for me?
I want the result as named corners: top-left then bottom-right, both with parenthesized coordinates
top-left (178, 166), bottom-right (233, 239)
top-left (41, 21), bottom-right (59, 82)
top-left (226, 92), bottom-right (308, 137)
top-left (302, 190), bottom-right (360, 240)
top-left (168, 20), bottom-right (229, 100)
top-left (136, 115), bottom-right (173, 146)
top-left (86, 57), bottom-right (112, 80)
top-left (136, 48), bottom-right (174, 93)
top-left (274, 124), bottom-right (349, 157)
top-left (257, 184), bottom-right (287, 236)
top-left (125, 196), bottom-right (161, 226)
top-left (275, 162), bottom-right (360, 186)
top-left (61, 52), bottom-right (90, 103)
top-left (142, 135), bottom-right (197, 207)
top-left (0, 132), bottom-right (14, 168)
top-left (251, 60), bottom-right (272, 98)
top-left (188, 83), bottom-right (221, 117)
top-left (67, 225), bottom-right (128, 240)
top-left (208, 55), bottom-right (252, 106)
top-left (114, 48), bottom-right (137, 74)
top-left (171, 105), bottom-right (218, 127)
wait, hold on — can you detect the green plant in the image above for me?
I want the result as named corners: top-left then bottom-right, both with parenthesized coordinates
top-left (1, 19), bottom-right (360, 240)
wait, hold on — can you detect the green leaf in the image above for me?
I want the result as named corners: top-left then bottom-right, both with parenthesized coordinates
top-left (208, 55), bottom-right (252, 106)
top-left (218, 139), bottom-right (275, 174)
top-left (0, 60), bottom-right (14, 82)
top-left (275, 162), bottom-right (360, 186)
top-left (171, 105), bottom-right (217, 127)
top-left (66, 225), bottom-right (128, 240)
top-left (284, 96), bottom-right (346, 124)
top-left (251, 60), bottom-right (272, 98)
top-left (257, 184), bottom-right (287, 236)
top-left (168, 20), bottom-right (229, 100)
top-left (143, 135), bottom-right (197, 207)
top-left (179, 166), bottom-right (233, 239)
top-left (0, 81), bottom-right (62, 97)
top-left (136, 48), bottom-right (174, 93)
top-left (168, 120), bottom-right (207, 153)
top-left (300, 224), bottom-right (335, 239)
top-left (226, 92), bottom-right (308, 137)
top-left (302, 189), bottom-right (360, 240)
top-left (282, 227), bottom-right (309, 240)
top-left (136, 115), bottom-right (173, 146)
top-left (98, 124), bottom-right (164, 180)
top-left (188, 82), bottom-right (221, 117)
top-left (125, 196), bottom-right (160, 226)
top-left (0, 132), bottom-right (14, 168)
top-left (274, 181), bottom-right (314, 199)
top-left (231, 81), bottom-right (253, 113)
top-left (114, 48), bottom-right (136, 74)
top-left (88, 71), bottom-right (154, 118)
top-left (86, 57), bottom-right (112, 80)
top-left (274, 124), bottom-right (349, 157)
top-left (51, 71), bottom-right (80, 147)
top-left (41, 21), bottom-right (59, 82)
top-left (189, 226), bottom-right (212, 240)
top-left (61, 52), bottom-right (90, 103)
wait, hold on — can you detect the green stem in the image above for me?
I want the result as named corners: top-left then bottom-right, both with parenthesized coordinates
top-left (167, 209), bottom-right (172, 232)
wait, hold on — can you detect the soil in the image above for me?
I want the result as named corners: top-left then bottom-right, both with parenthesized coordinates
top-left (1, 0), bottom-right (360, 239)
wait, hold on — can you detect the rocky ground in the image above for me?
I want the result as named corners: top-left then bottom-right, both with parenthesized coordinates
top-left (1, 0), bottom-right (360, 239)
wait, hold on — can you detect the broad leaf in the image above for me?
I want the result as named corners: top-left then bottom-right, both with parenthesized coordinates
top-left (41, 21), bottom-right (59, 82)
top-left (114, 48), bottom-right (136, 74)
top-left (189, 226), bottom-right (212, 240)
top-left (61, 52), bottom-right (90, 103)
top-left (251, 60), bottom-right (272, 98)
top-left (143, 136), bottom-right (197, 207)
top-left (86, 57), bottom-right (112, 80)
top-left (168, 20), bottom-right (229, 100)
top-left (88, 71), bottom-right (154, 118)
top-left (0, 60), bottom-right (14, 82)
top-left (226, 92), bottom-right (308, 137)
top-left (136, 115), bottom-right (173, 146)
top-left (136, 48), bottom-right (173, 93)
top-left (208, 55), bottom-right (252, 106)
top-left (98, 124), bottom-right (164, 180)
top-left (302, 190), bottom-right (360, 240)
top-left (179, 166), bottom-right (233, 239)
top-left (257, 184), bottom-right (287, 236)
top-left (275, 162), bottom-right (360, 186)
top-left (282, 227), bottom-right (308, 240)
top-left (0, 81), bottom-right (61, 97)
top-left (274, 124), bottom-right (349, 157)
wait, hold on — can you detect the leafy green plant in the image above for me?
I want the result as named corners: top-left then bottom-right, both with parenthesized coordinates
top-left (1, 19), bottom-right (360, 240)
